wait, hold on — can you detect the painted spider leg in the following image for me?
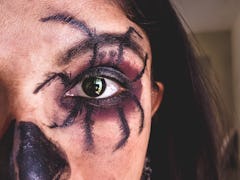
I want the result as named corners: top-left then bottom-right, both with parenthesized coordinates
top-left (131, 53), bottom-right (148, 82)
top-left (33, 72), bottom-right (70, 94)
top-left (114, 107), bottom-right (130, 151)
top-left (127, 27), bottom-right (143, 39)
top-left (61, 103), bottom-right (83, 128)
top-left (129, 53), bottom-right (147, 133)
top-left (89, 42), bottom-right (99, 67)
top-left (129, 93), bottom-right (145, 134)
top-left (48, 100), bottom-right (83, 128)
top-left (116, 39), bottom-right (124, 65)
top-left (116, 27), bottom-right (143, 65)
top-left (83, 107), bottom-right (94, 150)
top-left (33, 72), bottom-right (86, 128)
top-left (113, 51), bottom-right (146, 150)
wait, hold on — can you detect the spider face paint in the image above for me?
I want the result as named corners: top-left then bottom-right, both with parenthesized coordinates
top-left (34, 13), bottom-right (148, 151)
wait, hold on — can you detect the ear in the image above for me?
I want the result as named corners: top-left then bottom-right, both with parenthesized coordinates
top-left (151, 82), bottom-right (164, 116)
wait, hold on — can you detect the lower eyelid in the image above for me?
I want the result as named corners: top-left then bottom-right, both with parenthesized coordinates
top-left (70, 91), bottom-right (131, 108)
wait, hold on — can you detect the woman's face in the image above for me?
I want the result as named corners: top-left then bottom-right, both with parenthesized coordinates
top-left (0, 0), bottom-right (162, 179)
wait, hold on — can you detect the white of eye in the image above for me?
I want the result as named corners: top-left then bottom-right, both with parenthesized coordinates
top-left (96, 78), bottom-right (120, 98)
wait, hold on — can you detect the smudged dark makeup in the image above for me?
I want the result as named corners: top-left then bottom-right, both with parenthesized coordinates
top-left (34, 13), bottom-right (147, 151)
top-left (16, 122), bottom-right (70, 180)
top-left (1, 121), bottom-right (70, 180)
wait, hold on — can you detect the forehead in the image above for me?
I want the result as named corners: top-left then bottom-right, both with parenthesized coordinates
top-left (0, 0), bottom-right (130, 33)
top-left (0, 0), bottom-right (151, 88)
top-left (0, 0), bottom-right (132, 46)
top-left (0, 0), bottom-right (146, 62)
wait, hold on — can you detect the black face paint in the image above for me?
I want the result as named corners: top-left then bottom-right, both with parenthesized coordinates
top-left (0, 120), bottom-right (15, 180)
top-left (16, 122), bottom-right (70, 180)
top-left (35, 13), bottom-right (147, 151)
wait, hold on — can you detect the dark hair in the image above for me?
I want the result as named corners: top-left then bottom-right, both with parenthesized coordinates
top-left (116, 1), bottom-right (223, 180)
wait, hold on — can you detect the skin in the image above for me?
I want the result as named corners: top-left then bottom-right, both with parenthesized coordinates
top-left (0, 0), bottom-right (163, 179)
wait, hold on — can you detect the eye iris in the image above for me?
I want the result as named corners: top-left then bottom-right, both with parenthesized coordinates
top-left (82, 77), bottom-right (106, 97)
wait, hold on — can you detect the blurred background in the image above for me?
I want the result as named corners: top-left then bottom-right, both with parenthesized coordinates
top-left (171, 0), bottom-right (240, 179)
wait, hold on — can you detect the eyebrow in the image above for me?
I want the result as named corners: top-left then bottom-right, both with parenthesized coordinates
top-left (40, 13), bottom-right (146, 65)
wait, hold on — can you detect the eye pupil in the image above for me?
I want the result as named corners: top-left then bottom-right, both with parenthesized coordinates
top-left (82, 77), bottom-right (106, 97)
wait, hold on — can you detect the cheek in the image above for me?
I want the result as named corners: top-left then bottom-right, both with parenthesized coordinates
top-left (44, 101), bottom-right (151, 180)
top-left (42, 92), bottom-right (148, 151)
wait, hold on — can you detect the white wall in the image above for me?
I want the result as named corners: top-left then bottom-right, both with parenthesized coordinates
top-left (232, 13), bottom-right (240, 164)
top-left (195, 31), bottom-right (234, 128)
top-left (232, 13), bottom-right (240, 129)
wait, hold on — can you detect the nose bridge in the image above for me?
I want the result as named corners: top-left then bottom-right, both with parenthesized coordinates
top-left (0, 121), bottom-right (70, 180)
top-left (7, 81), bottom-right (40, 123)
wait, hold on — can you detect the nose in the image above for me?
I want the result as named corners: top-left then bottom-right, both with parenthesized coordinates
top-left (0, 120), bottom-right (70, 180)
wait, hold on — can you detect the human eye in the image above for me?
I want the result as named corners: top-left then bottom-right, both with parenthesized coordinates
top-left (66, 75), bottom-right (123, 99)
top-left (64, 66), bottom-right (131, 107)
